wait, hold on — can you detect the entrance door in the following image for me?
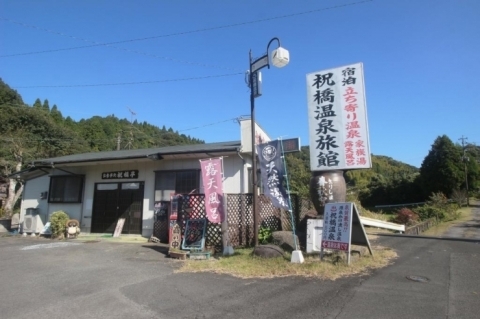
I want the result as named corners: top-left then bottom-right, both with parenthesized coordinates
top-left (91, 182), bottom-right (144, 234)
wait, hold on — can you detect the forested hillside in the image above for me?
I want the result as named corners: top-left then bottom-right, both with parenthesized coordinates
top-left (284, 147), bottom-right (422, 203)
top-left (0, 78), bottom-right (203, 214)
top-left (285, 143), bottom-right (479, 207)
top-left (0, 78), bottom-right (204, 159)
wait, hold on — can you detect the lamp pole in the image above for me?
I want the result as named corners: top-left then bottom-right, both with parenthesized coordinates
top-left (249, 49), bottom-right (259, 246)
top-left (248, 37), bottom-right (289, 246)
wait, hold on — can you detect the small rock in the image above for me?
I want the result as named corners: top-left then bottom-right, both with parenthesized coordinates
top-left (272, 231), bottom-right (300, 253)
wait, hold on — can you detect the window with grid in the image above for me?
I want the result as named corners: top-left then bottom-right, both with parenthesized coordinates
top-left (48, 175), bottom-right (84, 203)
top-left (154, 170), bottom-right (199, 201)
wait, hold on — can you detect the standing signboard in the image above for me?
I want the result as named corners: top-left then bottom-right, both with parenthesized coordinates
top-left (306, 62), bottom-right (371, 171)
top-left (168, 194), bottom-right (181, 248)
top-left (321, 202), bottom-right (372, 264)
top-left (113, 218), bottom-right (125, 238)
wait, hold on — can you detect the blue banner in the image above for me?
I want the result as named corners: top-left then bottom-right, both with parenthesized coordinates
top-left (256, 140), bottom-right (290, 210)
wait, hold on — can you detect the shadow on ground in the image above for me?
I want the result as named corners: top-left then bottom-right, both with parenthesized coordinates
top-left (142, 244), bottom-right (170, 257)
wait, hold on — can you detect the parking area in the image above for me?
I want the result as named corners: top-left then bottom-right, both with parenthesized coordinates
top-left (1, 232), bottom-right (480, 319)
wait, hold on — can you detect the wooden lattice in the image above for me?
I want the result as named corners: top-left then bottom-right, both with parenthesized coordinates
top-left (257, 195), bottom-right (281, 230)
top-left (226, 194), bottom-right (253, 247)
top-left (178, 194), bottom-right (222, 252)
top-left (173, 193), bottom-right (315, 251)
top-left (153, 220), bottom-right (168, 243)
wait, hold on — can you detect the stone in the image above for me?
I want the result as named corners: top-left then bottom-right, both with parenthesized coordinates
top-left (272, 231), bottom-right (300, 253)
top-left (252, 244), bottom-right (285, 258)
top-left (309, 170), bottom-right (346, 215)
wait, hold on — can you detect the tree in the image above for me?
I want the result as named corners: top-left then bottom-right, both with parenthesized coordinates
top-left (0, 78), bottom-right (24, 106)
top-left (42, 99), bottom-right (50, 112)
top-left (419, 135), bottom-right (464, 197)
top-left (285, 147), bottom-right (311, 198)
top-left (50, 104), bottom-right (64, 123)
top-left (33, 98), bottom-right (42, 108)
top-left (0, 105), bottom-right (89, 215)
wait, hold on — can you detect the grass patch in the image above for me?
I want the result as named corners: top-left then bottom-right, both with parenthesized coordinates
top-left (361, 210), bottom-right (395, 222)
top-left (422, 205), bottom-right (473, 237)
top-left (175, 245), bottom-right (397, 280)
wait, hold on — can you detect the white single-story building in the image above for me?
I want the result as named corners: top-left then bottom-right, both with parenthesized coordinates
top-left (14, 119), bottom-right (272, 238)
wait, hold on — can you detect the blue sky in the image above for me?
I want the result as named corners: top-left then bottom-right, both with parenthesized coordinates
top-left (1, 0), bottom-right (479, 168)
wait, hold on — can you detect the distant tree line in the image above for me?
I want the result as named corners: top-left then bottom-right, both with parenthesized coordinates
top-left (285, 137), bottom-right (480, 207)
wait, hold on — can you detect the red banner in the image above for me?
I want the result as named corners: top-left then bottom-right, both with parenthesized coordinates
top-left (200, 158), bottom-right (224, 223)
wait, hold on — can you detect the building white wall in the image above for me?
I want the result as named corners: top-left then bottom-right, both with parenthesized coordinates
top-left (20, 154), bottom-right (252, 237)
top-left (20, 175), bottom-right (50, 223)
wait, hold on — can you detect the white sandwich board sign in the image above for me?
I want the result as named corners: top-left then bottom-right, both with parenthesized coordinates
top-left (321, 202), bottom-right (373, 264)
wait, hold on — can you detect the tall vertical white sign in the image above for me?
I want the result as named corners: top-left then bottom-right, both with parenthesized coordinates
top-left (306, 63), bottom-right (371, 171)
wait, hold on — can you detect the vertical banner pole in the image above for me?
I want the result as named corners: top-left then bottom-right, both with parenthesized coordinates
top-left (279, 137), bottom-right (298, 250)
top-left (220, 157), bottom-right (234, 255)
top-left (347, 204), bottom-right (352, 266)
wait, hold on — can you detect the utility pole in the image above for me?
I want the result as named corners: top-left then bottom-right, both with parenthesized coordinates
top-left (459, 135), bottom-right (469, 206)
top-left (116, 132), bottom-right (121, 151)
top-left (126, 107), bottom-right (137, 150)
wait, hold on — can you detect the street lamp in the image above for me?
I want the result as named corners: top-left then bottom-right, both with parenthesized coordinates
top-left (248, 37), bottom-right (290, 246)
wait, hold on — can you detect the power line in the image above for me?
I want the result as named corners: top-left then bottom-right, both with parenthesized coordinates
top-left (0, 103), bottom-right (243, 132)
top-left (11, 73), bottom-right (243, 88)
top-left (178, 117), bottom-right (240, 132)
top-left (0, 1), bottom-right (372, 58)
top-left (0, 17), bottom-right (242, 71)
top-left (0, 115), bottom-right (244, 142)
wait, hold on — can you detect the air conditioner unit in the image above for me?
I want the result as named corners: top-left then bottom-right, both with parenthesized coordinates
top-left (22, 208), bottom-right (45, 234)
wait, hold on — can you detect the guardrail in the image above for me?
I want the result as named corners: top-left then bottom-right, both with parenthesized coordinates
top-left (405, 218), bottom-right (438, 235)
top-left (359, 216), bottom-right (405, 233)
top-left (375, 202), bottom-right (425, 208)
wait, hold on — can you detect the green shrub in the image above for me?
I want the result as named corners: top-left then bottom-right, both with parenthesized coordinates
top-left (443, 203), bottom-right (461, 221)
top-left (414, 205), bottom-right (444, 221)
top-left (428, 192), bottom-right (448, 207)
top-left (451, 189), bottom-right (467, 208)
top-left (258, 226), bottom-right (273, 244)
top-left (49, 211), bottom-right (70, 239)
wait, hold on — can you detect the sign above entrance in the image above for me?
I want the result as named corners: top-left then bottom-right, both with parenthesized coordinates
top-left (102, 170), bottom-right (139, 180)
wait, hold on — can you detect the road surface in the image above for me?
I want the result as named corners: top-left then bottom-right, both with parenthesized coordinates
top-left (0, 202), bottom-right (479, 319)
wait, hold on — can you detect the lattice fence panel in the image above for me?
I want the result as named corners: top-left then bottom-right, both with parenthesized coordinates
top-left (153, 220), bottom-right (168, 242)
top-left (173, 193), bottom-right (314, 250)
top-left (178, 194), bottom-right (222, 252)
top-left (279, 209), bottom-right (294, 231)
top-left (226, 194), bottom-right (253, 247)
top-left (257, 195), bottom-right (281, 231)
top-left (298, 197), bottom-right (315, 219)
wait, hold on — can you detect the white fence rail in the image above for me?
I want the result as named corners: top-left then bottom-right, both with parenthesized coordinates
top-left (360, 216), bottom-right (405, 233)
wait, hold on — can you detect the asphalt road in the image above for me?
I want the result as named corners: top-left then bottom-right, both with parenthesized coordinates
top-left (442, 202), bottom-right (480, 239)
top-left (0, 205), bottom-right (479, 319)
